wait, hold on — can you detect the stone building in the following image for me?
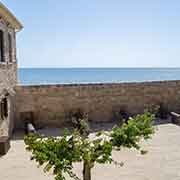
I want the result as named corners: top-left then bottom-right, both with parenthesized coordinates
top-left (0, 3), bottom-right (22, 138)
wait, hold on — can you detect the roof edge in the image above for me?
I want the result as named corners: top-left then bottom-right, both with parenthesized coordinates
top-left (0, 2), bottom-right (23, 31)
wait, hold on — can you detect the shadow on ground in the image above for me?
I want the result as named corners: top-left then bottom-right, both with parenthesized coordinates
top-left (12, 117), bottom-right (173, 141)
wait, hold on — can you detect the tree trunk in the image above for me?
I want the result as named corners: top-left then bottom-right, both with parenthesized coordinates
top-left (83, 161), bottom-right (91, 180)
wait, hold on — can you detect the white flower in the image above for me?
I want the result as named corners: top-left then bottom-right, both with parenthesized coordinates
top-left (90, 142), bottom-right (95, 147)
top-left (36, 138), bottom-right (41, 142)
top-left (56, 136), bottom-right (62, 140)
top-left (66, 135), bottom-right (73, 141)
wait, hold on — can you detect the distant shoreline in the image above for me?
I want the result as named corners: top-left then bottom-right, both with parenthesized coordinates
top-left (17, 79), bottom-right (180, 87)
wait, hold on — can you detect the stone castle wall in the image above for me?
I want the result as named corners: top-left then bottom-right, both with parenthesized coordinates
top-left (0, 63), bottom-right (17, 136)
top-left (14, 80), bottom-right (180, 129)
top-left (0, 17), bottom-right (17, 136)
top-left (0, 18), bottom-right (17, 95)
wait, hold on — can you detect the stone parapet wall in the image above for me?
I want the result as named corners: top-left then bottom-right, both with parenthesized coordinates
top-left (15, 80), bottom-right (180, 129)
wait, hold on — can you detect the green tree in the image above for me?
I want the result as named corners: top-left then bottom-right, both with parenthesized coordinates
top-left (24, 112), bottom-right (155, 180)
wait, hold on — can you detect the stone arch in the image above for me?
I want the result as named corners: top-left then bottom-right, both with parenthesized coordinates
top-left (0, 89), bottom-right (10, 120)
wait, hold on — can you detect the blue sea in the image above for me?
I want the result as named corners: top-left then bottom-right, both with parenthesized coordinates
top-left (18, 68), bottom-right (180, 85)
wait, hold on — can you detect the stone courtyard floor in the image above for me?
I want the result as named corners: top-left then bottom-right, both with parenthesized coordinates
top-left (1, 123), bottom-right (180, 180)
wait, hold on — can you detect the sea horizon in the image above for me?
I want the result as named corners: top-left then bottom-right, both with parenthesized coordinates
top-left (18, 67), bottom-right (180, 85)
top-left (19, 67), bottom-right (180, 69)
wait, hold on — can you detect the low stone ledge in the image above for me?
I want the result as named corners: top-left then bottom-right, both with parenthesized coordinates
top-left (171, 112), bottom-right (180, 125)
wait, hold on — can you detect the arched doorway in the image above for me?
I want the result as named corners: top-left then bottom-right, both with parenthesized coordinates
top-left (0, 89), bottom-right (12, 137)
top-left (0, 97), bottom-right (8, 120)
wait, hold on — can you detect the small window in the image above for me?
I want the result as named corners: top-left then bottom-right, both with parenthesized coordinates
top-left (8, 33), bottom-right (13, 62)
top-left (0, 98), bottom-right (8, 120)
top-left (0, 30), bottom-right (4, 62)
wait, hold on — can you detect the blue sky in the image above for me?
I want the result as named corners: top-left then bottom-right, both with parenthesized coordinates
top-left (2, 0), bottom-right (180, 68)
